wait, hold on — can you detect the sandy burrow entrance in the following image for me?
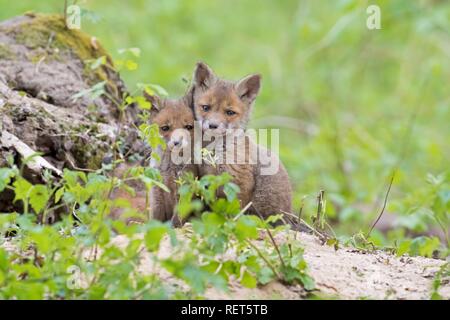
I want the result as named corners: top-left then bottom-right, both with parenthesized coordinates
top-left (110, 229), bottom-right (449, 300)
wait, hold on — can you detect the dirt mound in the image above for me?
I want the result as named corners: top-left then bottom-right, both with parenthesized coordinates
top-left (0, 14), bottom-right (143, 212)
top-left (0, 13), bottom-right (125, 114)
top-left (110, 229), bottom-right (449, 300)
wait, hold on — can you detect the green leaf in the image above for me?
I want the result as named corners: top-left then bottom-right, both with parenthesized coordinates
top-left (326, 238), bottom-right (340, 251)
top-left (396, 240), bottom-right (411, 256)
top-left (54, 187), bottom-right (65, 203)
top-left (0, 248), bottom-right (8, 272)
top-left (144, 221), bottom-right (169, 252)
top-left (139, 168), bottom-right (169, 192)
top-left (135, 96), bottom-right (151, 110)
top-left (13, 178), bottom-right (33, 202)
top-left (223, 182), bottom-right (240, 202)
top-left (240, 270), bottom-right (257, 288)
top-left (125, 59), bottom-right (138, 71)
top-left (210, 198), bottom-right (240, 216)
top-left (202, 212), bottom-right (226, 229)
top-left (410, 236), bottom-right (441, 257)
top-left (0, 168), bottom-right (15, 192)
top-left (258, 266), bottom-right (275, 285)
top-left (136, 83), bottom-right (169, 97)
top-left (235, 215), bottom-right (259, 241)
top-left (299, 273), bottom-right (315, 290)
top-left (264, 214), bottom-right (283, 225)
top-left (138, 123), bottom-right (166, 151)
top-left (29, 185), bottom-right (50, 213)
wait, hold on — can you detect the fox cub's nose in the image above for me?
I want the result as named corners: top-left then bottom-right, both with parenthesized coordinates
top-left (209, 123), bottom-right (218, 129)
top-left (173, 141), bottom-right (180, 146)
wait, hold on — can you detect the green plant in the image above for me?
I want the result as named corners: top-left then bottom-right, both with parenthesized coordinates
top-left (0, 114), bottom-right (314, 300)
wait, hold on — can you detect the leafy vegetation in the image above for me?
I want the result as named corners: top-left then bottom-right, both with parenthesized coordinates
top-left (0, 143), bottom-right (313, 299)
top-left (0, 0), bottom-right (448, 299)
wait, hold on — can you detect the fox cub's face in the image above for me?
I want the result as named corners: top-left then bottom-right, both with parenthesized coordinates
top-left (191, 62), bottom-right (261, 135)
top-left (145, 94), bottom-right (195, 151)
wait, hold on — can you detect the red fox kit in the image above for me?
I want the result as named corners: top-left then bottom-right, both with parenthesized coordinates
top-left (110, 94), bottom-right (197, 224)
top-left (190, 62), bottom-right (292, 219)
top-left (145, 94), bottom-right (198, 223)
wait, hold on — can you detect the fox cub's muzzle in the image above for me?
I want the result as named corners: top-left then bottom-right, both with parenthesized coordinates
top-left (168, 128), bottom-right (191, 151)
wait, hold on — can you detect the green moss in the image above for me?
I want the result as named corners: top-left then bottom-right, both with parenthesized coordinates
top-left (12, 14), bottom-right (108, 59)
top-left (0, 44), bottom-right (16, 60)
top-left (9, 14), bottom-right (119, 95)
top-left (70, 124), bottom-right (107, 169)
top-left (72, 136), bottom-right (106, 169)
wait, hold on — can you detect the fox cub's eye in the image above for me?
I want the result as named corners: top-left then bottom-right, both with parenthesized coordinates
top-left (161, 125), bottom-right (170, 132)
top-left (201, 105), bottom-right (210, 112)
top-left (226, 110), bottom-right (236, 116)
top-left (185, 124), bottom-right (194, 130)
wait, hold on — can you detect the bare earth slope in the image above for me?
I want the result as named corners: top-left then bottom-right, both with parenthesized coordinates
top-left (109, 229), bottom-right (449, 300)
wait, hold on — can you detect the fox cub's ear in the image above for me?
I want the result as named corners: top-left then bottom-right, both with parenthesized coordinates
top-left (143, 91), bottom-right (162, 113)
top-left (193, 61), bottom-right (216, 89)
top-left (235, 74), bottom-right (261, 104)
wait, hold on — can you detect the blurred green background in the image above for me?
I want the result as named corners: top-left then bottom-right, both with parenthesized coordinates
top-left (0, 0), bottom-right (448, 251)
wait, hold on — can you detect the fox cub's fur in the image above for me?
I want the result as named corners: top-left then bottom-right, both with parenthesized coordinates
top-left (110, 95), bottom-right (197, 224)
top-left (146, 94), bottom-right (198, 223)
top-left (190, 62), bottom-right (292, 219)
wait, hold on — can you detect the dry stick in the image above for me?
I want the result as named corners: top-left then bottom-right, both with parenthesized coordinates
top-left (233, 201), bottom-right (253, 221)
top-left (64, 152), bottom-right (96, 172)
top-left (367, 171), bottom-right (395, 238)
top-left (1, 130), bottom-right (62, 176)
top-left (280, 210), bottom-right (329, 242)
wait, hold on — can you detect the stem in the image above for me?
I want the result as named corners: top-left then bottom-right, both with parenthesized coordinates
top-left (367, 171), bottom-right (395, 238)
top-left (246, 240), bottom-right (281, 280)
top-left (63, 0), bottom-right (68, 29)
top-left (314, 190), bottom-right (325, 230)
top-left (251, 205), bottom-right (286, 268)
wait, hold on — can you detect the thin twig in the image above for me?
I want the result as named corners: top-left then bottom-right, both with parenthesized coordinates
top-left (280, 210), bottom-right (329, 242)
top-left (64, 152), bottom-right (96, 172)
top-left (233, 201), bottom-right (253, 221)
top-left (367, 171), bottom-right (395, 237)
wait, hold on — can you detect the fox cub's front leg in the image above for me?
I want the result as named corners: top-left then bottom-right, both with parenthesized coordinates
top-left (150, 185), bottom-right (172, 221)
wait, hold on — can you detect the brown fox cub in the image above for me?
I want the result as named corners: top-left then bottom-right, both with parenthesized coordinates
top-left (189, 62), bottom-right (292, 219)
top-left (146, 94), bottom-right (198, 223)
top-left (110, 94), bottom-right (197, 224)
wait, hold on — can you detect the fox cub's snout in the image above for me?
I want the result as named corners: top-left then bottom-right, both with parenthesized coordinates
top-left (145, 94), bottom-right (195, 151)
top-left (191, 62), bottom-right (261, 134)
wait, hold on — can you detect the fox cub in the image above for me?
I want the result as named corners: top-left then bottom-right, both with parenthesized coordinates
top-left (145, 93), bottom-right (198, 224)
top-left (189, 62), bottom-right (292, 219)
top-left (109, 94), bottom-right (197, 224)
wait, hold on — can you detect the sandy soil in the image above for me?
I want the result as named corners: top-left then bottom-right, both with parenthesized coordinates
top-left (108, 229), bottom-right (449, 300)
top-left (2, 227), bottom-right (448, 299)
